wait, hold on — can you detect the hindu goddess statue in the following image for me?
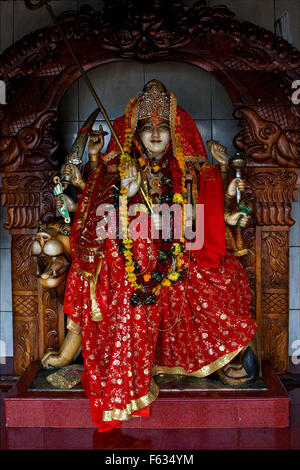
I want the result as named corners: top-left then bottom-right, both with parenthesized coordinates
top-left (42, 80), bottom-right (258, 432)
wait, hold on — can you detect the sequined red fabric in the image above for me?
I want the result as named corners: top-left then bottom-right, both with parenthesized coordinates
top-left (64, 239), bottom-right (256, 431)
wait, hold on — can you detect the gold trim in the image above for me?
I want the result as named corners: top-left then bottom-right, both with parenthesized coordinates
top-left (103, 378), bottom-right (160, 422)
top-left (90, 259), bottom-right (104, 321)
top-left (77, 166), bottom-right (100, 229)
top-left (103, 150), bottom-right (120, 165)
top-left (152, 347), bottom-right (243, 378)
top-left (185, 155), bottom-right (207, 163)
top-left (89, 153), bottom-right (99, 162)
top-left (76, 268), bottom-right (94, 281)
top-left (66, 318), bottom-right (82, 335)
top-left (75, 259), bottom-right (104, 321)
top-left (169, 92), bottom-right (177, 154)
top-left (131, 100), bottom-right (139, 135)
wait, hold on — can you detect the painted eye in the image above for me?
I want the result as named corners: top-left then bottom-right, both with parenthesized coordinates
top-left (61, 229), bottom-right (69, 235)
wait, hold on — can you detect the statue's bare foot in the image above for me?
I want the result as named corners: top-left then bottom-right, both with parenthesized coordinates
top-left (217, 346), bottom-right (260, 385)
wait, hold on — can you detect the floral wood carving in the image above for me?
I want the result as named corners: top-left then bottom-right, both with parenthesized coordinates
top-left (1, 171), bottom-right (56, 229)
top-left (245, 168), bottom-right (299, 227)
top-left (0, 112), bottom-right (59, 172)
top-left (262, 232), bottom-right (289, 287)
top-left (43, 289), bottom-right (60, 351)
top-left (261, 314), bottom-right (288, 373)
top-left (234, 108), bottom-right (300, 167)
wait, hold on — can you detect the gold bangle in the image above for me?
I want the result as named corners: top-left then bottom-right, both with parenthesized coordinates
top-left (76, 178), bottom-right (86, 191)
top-left (224, 211), bottom-right (231, 223)
top-left (89, 153), bottom-right (99, 163)
top-left (219, 164), bottom-right (228, 173)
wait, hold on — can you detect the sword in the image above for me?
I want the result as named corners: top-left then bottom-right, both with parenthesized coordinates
top-left (53, 176), bottom-right (71, 224)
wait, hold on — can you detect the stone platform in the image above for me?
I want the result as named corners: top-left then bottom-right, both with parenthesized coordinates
top-left (4, 361), bottom-right (290, 429)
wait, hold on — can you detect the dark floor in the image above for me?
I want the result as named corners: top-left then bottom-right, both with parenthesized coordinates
top-left (1, 358), bottom-right (300, 450)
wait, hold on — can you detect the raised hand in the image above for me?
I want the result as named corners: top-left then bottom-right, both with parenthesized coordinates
top-left (88, 129), bottom-right (105, 156)
top-left (207, 140), bottom-right (230, 167)
top-left (227, 178), bottom-right (246, 197)
top-left (121, 161), bottom-right (141, 198)
top-left (60, 163), bottom-right (85, 190)
top-left (55, 193), bottom-right (77, 213)
top-left (226, 211), bottom-right (250, 228)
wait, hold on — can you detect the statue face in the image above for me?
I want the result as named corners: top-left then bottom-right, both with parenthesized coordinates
top-left (139, 119), bottom-right (170, 158)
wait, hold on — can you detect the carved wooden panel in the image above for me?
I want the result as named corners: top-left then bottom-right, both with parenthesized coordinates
top-left (244, 166), bottom-right (300, 372)
top-left (0, 171), bottom-right (58, 374)
top-left (1, 0), bottom-right (300, 374)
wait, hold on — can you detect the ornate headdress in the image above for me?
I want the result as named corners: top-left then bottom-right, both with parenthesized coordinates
top-left (137, 83), bottom-right (170, 122)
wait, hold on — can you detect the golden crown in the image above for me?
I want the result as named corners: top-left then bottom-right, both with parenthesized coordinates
top-left (137, 84), bottom-right (170, 121)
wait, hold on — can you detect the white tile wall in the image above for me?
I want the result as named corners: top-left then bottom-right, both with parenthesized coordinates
top-left (59, 80), bottom-right (79, 122)
top-left (275, 0), bottom-right (300, 50)
top-left (58, 121), bottom-right (80, 158)
top-left (212, 119), bottom-right (241, 156)
top-left (78, 62), bottom-right (145, 121)
top-left (290, 199), bottom-right (300, 247)
top-left (1, 0), bottom-right (300, 359)
top-left (0, 207), bottom-right (11, 249)
top-left (0, 249), bottom-right (12, 312)
top-left (290, 247), bottom-right (300, 311)
top-left (0, 310), bottom-right (13, 357)
top-left (289, 310), bottom-right (300, 356)
top-left (212, 77), bottom-right (235, 120)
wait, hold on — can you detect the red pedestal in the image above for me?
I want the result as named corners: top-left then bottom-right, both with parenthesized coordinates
top-left (4, 361), bottom-right (290, 429)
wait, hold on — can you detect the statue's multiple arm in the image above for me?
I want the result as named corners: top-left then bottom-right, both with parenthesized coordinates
top-left (41, 135), bottom-right (250, 370)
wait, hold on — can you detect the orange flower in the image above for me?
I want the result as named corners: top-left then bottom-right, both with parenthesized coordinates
top-left (143, 274), bottom-right (151, 282)
top-left (125, 266), bottom-right (135, 273)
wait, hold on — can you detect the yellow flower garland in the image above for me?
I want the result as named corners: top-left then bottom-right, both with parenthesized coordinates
top-left (117, 100), bottom-right (187, 302)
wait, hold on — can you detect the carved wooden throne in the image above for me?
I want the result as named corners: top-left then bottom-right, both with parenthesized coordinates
top-left (1, 0), bottom-right (300, 375)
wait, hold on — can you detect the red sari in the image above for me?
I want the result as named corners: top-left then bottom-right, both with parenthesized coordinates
top-left (63, 102), bottom-right (257, 431)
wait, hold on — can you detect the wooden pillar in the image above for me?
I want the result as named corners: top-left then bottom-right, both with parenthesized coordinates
top-left (245, 167), bottom-right (300, 373)
top-left (0, 170), bottom-right (63, 375)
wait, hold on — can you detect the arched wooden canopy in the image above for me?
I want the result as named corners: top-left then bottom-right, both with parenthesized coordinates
top-left (1, 0), bottom-right (300, 374)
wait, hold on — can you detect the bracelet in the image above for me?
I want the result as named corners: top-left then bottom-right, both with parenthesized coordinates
top-left (76, 178), bottom-right (86, 191)
top-left (224, 211), bottom-right (231, 223)
top-left (89, 153), bottom-right (99, 162)
top-left (219, 164), bottom-right (228, 173)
